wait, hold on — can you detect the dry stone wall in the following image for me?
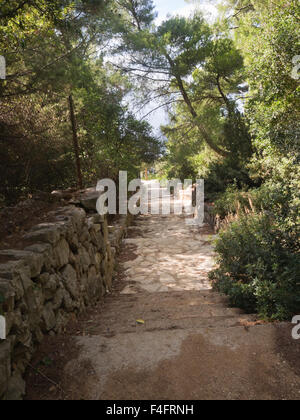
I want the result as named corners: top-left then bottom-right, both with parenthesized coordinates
top-left (0, 203), bottom-right (132, 400)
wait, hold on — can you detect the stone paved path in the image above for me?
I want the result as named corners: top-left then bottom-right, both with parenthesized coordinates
top-left (121, 214), bottom-right (214, 295)
top-left (26, 182), bottom-right (300, 400)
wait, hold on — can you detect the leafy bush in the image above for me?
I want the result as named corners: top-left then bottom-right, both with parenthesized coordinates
top-left (213, 184), bottom-right (252, 218)
top-left (210, 213), bottom-right (300, 320)
top-left (0, 97), bottom-right (77, 204)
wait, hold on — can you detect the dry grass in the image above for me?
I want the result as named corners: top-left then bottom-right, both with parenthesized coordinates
top-left (216, 197), bottom-right (258, 232)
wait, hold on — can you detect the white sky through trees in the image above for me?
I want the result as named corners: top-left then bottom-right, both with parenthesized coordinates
top-left (154, 0), bottom-right (219, 24)
top-left (142, 0), bottom-right (220, 133)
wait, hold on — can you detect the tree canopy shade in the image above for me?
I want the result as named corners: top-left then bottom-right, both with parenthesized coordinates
top-left (112, 0), bottom-right (157, 30)
top-left (115, 12), bottom-right (252, 157)
top-left (0, 0), bottom-right (162, 202)
top-left (0, 0), bottom-right (111, 98)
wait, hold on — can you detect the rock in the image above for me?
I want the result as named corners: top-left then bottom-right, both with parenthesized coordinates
top-left (42, 303), bottom-right (56, 332)
top-left (0, 279), bottom-right (15, 312)
top-left (14, 320), bottom-right (32, 348)
top-left (18, 268), bottom-right (33, 293)
top-left (86, 266), bottom-right (102, 300)
top-left (80, 227), bottom-right (91, 243)
top-left (108, 226), bottom-right (116, 233)
top-left (25, 244), bottom-right (51, 256)
top-left (0, 250), bottom-right (44, 278)
top-left (6, 308), bottom-right (24, 336)
top-left (123, 260), bottom-right (134, 270)
top-left (66, 207), bottom-right (86, 231)
top-left (53, 238), bottom-right (70, 268)
top-left (54, 310), bottom-right (66, 334)
top-left (87, 218), bottom-right (94, 230)
top-left (24, 224), bottom-right (60, 245)
top-left (95, 252), bottom-right (102, 267)
top-left (90, 214), bottom-right (104, 224)
top-left (5, 372), bottom-right (26, 401)
top-left (52, 287), bottom-right (64, 311)
top-left (69, 251), bottom-right (76, 266)
top-left (110, 247), bottom-right (116, 259)
top-left (61, 264), bottom-right (79, 300)
top-left (62, 289), bottom-right (75, 312)
top-left (25, 243), bottom-right (54, 271)
top-left (51, 190), bottom-right (64, 198)
top-left (101, 259), bottom-right (107, 278)
top-left (159, 273), bottom-right (176, 284)
top-left (80, 189), bottom-right (101, 211)
top-left (102, 218), bottom-right (109, 244)
top-left (93, 223), bottom-right (101, 233)
top-left (78, 247), bottom-right (91, 272)
top-left (38, 273), bottom-right (50, 286)
top-left (0, 341), bottom-right (11, 397)
top-left (43, 275), bottom-right (58, 300)
top-left (90, 228), bottom-right (105, 250)
top-left (0, 261), bottom-right (29, 300)
top-left (54, 220), bottom-right (71, 237)
top-left (33, 327), bottom-right (44, 344)
top-left (86, 243), bottom-right (96, 265)
top-left (33, 287), bottom-right (45, 312)
top-left (66, 230), bottom-right (79, 253)
top-left (32, 191), bottom-right (55, 203)
top-left (0, 261), bottom-right (25, 279)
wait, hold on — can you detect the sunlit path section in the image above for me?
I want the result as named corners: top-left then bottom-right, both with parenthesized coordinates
top-left (121, 180), bottom-right (215, 294)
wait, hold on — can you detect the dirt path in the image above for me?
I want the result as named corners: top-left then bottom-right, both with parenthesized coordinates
top-left (26, 184), bottom-right (300, 400)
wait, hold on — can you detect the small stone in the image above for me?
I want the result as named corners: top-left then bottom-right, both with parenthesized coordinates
top-left (38, 273), bottom-right (50, 286)
top-left (79, 247), bottom-right (91, 272)
top-left (0, 279), bottom-right (15, 312)
top-left (0, 250), bottom-right (44, 278)
top-left (80, 189), bottom-right (101, 211)
top-left (52, 287), bottom-right (64, 311)
top-left (61, 264), bottom-right (79, 300)
top-left (62, 289), bottom-right (75, 312)
top-left (0, 341), bottom-right (11, 397)
top-left (43, 275), bottom-right (58, 300)
top-left (5, 372), bottom-right (26, 401)
top-left (24, 224), bottom-right (60, 245)
top-left (42, 303), bottom-right (56, 332)
top-left (53, 238), bottom-right (70, 268)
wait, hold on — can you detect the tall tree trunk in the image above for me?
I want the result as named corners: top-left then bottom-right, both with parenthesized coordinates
top-left (165, 53), bottom-right (229, 158)
top-left (68, 94), bottom-right (83, 189)
top-left (176, 75), bottom-right (229, 158)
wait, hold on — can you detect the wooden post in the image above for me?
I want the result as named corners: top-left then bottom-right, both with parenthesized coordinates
top-left (68, 94), bottom-right (83, 190)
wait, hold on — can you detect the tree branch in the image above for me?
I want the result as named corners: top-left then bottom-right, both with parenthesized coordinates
top-left (0, 1), bottom-right (30, 19)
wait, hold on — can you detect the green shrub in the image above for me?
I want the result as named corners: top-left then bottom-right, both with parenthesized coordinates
top-left (213, 184), bottom-right (252, 218)
top-left (210, 213), bottom-right (300, 320)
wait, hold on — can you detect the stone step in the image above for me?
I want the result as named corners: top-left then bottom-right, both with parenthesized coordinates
top-left (106, 290), bottom-right (230, 306)
top-left (80, 313), bottom-right (257, 336)
top-left (77, 315), bottom-right (263, 339)
top-left (101, 297), bottom-right (234, 319)
top-left (98, 302), bottom-right (245, 322)
top-left (82, 290), bottom-right (249, 336)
